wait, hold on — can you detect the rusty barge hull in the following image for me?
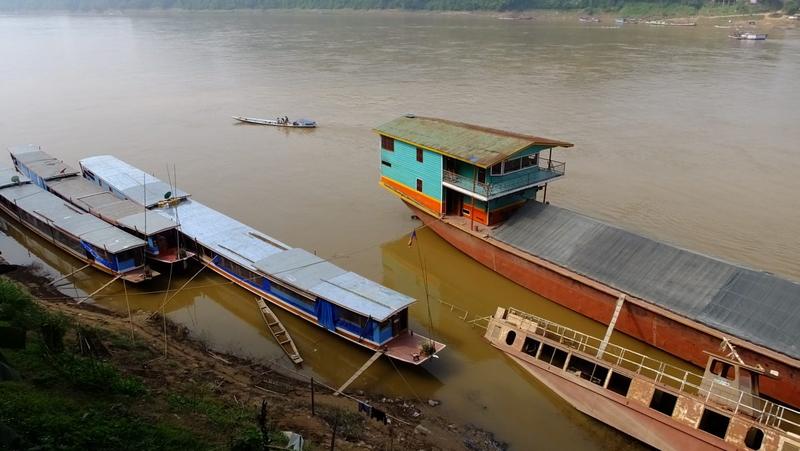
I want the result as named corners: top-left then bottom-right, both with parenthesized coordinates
top-left (505, 354), bottom-right (726, 451)
top-left (405, 202), bottom-right (800, 407)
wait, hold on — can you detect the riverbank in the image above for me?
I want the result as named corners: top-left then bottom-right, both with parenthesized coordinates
top-left (0, 262), bottom-right (505, 450)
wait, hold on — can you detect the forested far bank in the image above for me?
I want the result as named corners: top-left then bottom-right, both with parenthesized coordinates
top-left (0, 0), bottom-right (795, 14)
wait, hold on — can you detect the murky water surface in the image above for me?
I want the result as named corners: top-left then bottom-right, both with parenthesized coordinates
top-left (1, 11), bottom-right (798, 450)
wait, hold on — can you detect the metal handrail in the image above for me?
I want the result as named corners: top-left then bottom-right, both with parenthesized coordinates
top-left (505, 307), bottom-right (800, 435)
top-left (442, 158), bottom-right (565, 199)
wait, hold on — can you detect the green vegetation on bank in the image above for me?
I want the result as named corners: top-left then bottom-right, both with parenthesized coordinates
top-left (0, 0), bottom-right (792, 14)
top-left (0, 278), bottom-right (285, 450)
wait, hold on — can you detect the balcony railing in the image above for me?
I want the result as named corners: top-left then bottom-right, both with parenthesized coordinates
top-left (443, 158), bottom-right (565, 200)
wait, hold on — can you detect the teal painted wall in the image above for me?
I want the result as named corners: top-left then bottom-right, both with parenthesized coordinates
top-left (380, 139), bottom-right (443, 201)
top-left (488, 188), bottom-right (538, 210)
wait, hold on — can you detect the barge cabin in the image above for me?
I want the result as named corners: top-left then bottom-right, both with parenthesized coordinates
top-left (78, 155), bottom-right (445, 364)
top-left (486, 307), bottom-right (800, 451)
top-left (376, 114), bottom-right (572, 227)
top-left (10, 145), bottom-right (191, 265)
top-left (0, 165), bottom-right (152, 283)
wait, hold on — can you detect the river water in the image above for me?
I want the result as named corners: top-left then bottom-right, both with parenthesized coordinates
top-left (0, 11), bottom-right (798, 450)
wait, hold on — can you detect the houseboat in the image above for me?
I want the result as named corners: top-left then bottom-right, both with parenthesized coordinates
top-left (9, 146), bottom-right (191, 265)
top-left (0, 165), bottom-right (153, 283)
top-left (375, 115), bottom-right (800, 405)
top-left (78, 155), bottom-right (444, 364)
top-left (485, 307), bottom-right (800, 451)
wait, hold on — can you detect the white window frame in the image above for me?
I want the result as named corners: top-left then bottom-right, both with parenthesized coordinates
top-left (490, 154), bottom-right (539, 176)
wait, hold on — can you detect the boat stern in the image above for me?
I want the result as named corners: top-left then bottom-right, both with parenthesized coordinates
top-left (384, 330), bottom-right (445, 365)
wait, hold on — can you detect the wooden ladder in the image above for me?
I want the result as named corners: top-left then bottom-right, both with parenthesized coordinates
top-left (256, 297), bottom-right (303, 365)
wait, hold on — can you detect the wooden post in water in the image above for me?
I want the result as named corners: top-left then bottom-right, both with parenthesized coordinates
top-left (310, 377), bottom-right (316, 416)
top-left (329, 416), bottom-right (338, 451)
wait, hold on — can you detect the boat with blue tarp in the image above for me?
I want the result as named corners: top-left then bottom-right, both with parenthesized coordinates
top-left (79, 155), bottom-right (444, 364)
top-left (0, 165), bottom-right (154, 283)
top-left (9, 145), bottom-right (193, 265)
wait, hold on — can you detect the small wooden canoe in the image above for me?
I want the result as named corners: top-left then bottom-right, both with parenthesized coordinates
top-left (232, 116), bottom-right (317, 128)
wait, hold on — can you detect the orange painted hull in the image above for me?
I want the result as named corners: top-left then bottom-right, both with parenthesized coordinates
top-left (405, 202), bottom-right (800, 407)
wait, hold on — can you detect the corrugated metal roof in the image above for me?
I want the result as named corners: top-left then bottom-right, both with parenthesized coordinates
top-left (0, 167), bottom-right (30, 189)
top-left (374, 116), bottom-right (573, 167)
top-left (80, 155), bottom-right (416, 320)
top-left (79, 155), bottom-right (190, 207)
top-left (0, 182), bottom-right (144, 253)
top-left (33, 164), bottom-right (178, 236)
top-left (9, 146), bottom-right (80, 181)
top-left (492, 203), bottom-right (800, 360)
top-left (254, 249), bottom-right (414, 321)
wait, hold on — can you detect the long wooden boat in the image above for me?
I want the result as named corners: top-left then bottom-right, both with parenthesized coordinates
top-left (9, 145), bottom-right (192, 265)
top-left (0, 166), bottom-right (154, 283)
top-left (374, 115), bottom-right (800, 406)
top-left (730, 32), bottom-right (768, 40)
top-left (79, 155), bottom-right (444, 365)
top-left (232, 116), bottom-right (317, 128)
top-left (485, 306), bottom-right (800, 451)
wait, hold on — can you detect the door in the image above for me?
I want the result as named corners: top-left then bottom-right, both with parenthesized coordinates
top-left (445, 188), bottom-right (463, 216)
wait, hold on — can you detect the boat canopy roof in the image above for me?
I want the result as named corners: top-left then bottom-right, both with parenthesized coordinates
top-left (9, 145), bottom-right (80, 181)
top-left (0, 179), bottom-right (145, 253)
top-left (254, 248), bottom-right (414, 321)
top-left (374, 115), bottom-right (573, 168)
top-left (80, 156), bottom-right (190, 208)
top-left (296, 119), bottom-right (316, 126)
top-left (78, 155), bottom-right (416, 321)
top-left (46, 177), bottom-right (178, 235)
top-left (0, 167), bottom-right (30, 189)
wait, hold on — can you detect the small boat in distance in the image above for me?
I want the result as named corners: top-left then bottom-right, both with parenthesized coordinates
top-left (233, 116), bottom-right (317, 128)
top-left (729, 31), bottom-right (768, 40)
top-left (579, 16), bottom-right (601, 23)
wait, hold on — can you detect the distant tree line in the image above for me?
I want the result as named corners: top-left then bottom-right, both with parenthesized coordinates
top-left (0, 0), bottom-right (791, 12)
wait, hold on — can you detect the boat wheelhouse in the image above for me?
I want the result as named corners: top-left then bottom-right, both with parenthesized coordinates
top-left (78, 155), bottom-right (444, 364)
top-left (10, 146), bottom-right (191, 265)
top-left (486, 307), bottom-right (800, 451)
top-left (375, 115), bottom-right (800, 407)
top-left (0, 165), bottom-right (152, 283)
top-left (376, 115), bottom-right (572, 226)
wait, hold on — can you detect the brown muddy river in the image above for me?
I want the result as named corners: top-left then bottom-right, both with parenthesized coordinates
top-left (0, 11), bottom-right (798, 450)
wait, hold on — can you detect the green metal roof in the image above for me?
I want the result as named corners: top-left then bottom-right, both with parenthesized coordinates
top-left (374, 115), bottom-right (573, 168)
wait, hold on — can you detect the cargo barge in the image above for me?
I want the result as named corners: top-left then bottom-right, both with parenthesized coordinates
top-left (78, 155), bottom-right (444, 364)
top-left (375, 115), bottom-right (800, 403)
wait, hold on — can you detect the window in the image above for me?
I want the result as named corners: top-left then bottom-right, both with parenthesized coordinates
top-left (710, 360), bottom-right (736, 381)
top-left (381, 135), bottom-right (394, 151)
top-left (698, 409), bottom-right (730, 439)
top-left (522, 337), bottom-right (540, 356)
top-left (504, 158), bottom-right (521, 173)
top-left (416, 147), bottom-right (424, 163)
top-left (607, 372), bottom-right (632, 397)
top-left (490, 163), bottom-right (502, 176)
top-left (505, 331), bottom-right (516, 346)
top-left (416, 179), bottom-right (423, 192)
top-left (744, 427), bottom-right (764, 450)
top-left (537, 344), bottom-right (568, 369)
top-left (565, 355), bottom-right (608, 386)
top-left (649, 389), bottom-right (678, 416)
top-left (477, 168), bottom-right (486, 184)
top-left (381, 160), bottom-right (392, 167)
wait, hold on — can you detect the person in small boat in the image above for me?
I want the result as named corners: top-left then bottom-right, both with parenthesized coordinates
top-left (284, 116), bottom-right (289, 124)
